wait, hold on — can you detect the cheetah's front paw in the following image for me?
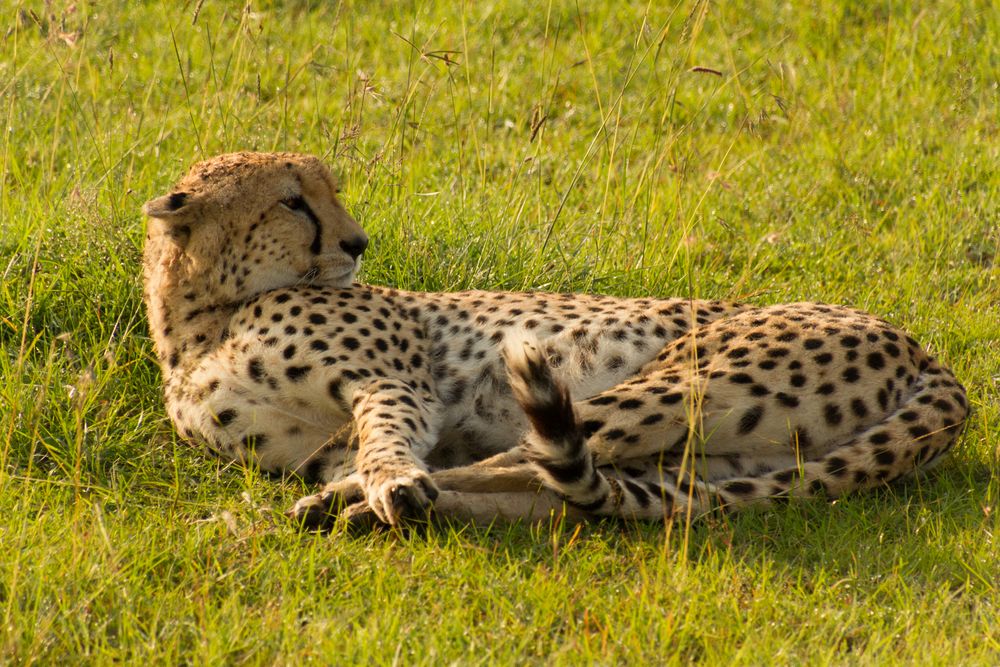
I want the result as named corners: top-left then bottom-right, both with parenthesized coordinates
top-left (365, 469), bottom-right (439, 526)
top-left (286, 475), bottom-right (365, 531)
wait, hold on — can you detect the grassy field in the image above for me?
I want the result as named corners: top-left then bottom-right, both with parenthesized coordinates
top-left (2, 0), bottom-right (998, 663)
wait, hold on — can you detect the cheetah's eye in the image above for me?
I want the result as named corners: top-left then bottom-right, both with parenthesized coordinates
top-left (280, 196), bottom-right (307, 212)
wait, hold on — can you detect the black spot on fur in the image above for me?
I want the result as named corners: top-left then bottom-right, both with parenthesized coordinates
top-left (214, 409), bottom-right (237, 427)
top-left (619, 398), bottom-right (644, 410)
top-left (823, 403), bottom-right (843, 425)
top-left (792, 427), bottom-right (812, 449)
top-left (622, 478), bottom-right (651, 508)
top-left (582, 420), bottom-right (605, 437)
top-left (723, 480), bottom-right (755, 496)
top-left (851, 398), bottom-right (869, 418)
top-left (589, 395), bottom-right (617, 406)
top-left (737, 405), bottom-right (764, 434)
top-left (242, 433), bottom-right (268, 450)
top-left (866, 352), bottom-right (886, 370)
top-left (877, 389), bottom-right (889, 410)
top-left (606, 356), bottom-right (625, 371)
top-left (825, 457), bottom-right (848, 477)
top-left (775, 392), bottom-right (799, 408)
top-left (869, 431), bottom-right (891, 444)
top-left (286, 366), bottom-right (311, 382)
top-left (327, 379), bottom-right (342, 401)
top-left (840, 335), bottom-right (861, 348)
top-left (774, 469), bottom-right (796, 483)
top-left (873, 448), bottom-right (895, 465)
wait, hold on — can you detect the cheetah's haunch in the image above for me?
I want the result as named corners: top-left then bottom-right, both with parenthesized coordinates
top-left (142, 152), bottom-right (968, 528)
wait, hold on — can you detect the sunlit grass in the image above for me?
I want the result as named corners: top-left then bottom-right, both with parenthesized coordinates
top-left (1, 1), bottom-right (997, 663)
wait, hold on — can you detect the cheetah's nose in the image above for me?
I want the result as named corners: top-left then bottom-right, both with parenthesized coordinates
top-left (340, 236), bottom-right (369, 260)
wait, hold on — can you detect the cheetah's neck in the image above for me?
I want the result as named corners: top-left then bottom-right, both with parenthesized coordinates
top-left (143, 237), bottom-right (236, 382)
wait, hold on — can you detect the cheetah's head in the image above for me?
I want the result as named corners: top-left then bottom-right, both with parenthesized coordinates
top-left (143, 152), bottom-right (368, 302)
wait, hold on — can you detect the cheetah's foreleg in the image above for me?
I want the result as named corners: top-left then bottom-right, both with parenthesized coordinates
top-left (351, 379), bottom-right (444, 525)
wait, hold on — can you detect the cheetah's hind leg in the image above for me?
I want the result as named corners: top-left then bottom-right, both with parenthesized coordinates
top-left (290, 453), bottom-right (584, 530)
top-left (709, 358), bottom-right (968, 511)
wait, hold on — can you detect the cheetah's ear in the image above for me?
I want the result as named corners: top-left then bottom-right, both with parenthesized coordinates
top-left (142, 190), bottom-right (198, 220)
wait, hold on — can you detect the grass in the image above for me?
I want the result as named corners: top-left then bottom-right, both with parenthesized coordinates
top-left (1, 0), bottom-right (998, 663)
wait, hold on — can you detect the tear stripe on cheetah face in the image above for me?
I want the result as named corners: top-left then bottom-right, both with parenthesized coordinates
top-left (144, 152), bottom-right (968, 528)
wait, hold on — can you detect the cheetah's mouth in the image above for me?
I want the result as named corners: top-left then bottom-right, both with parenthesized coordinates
top-left (304, 257), bottom-right (359, 287)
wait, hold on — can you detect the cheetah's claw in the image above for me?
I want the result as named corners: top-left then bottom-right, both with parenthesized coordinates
top-left (366, 471), bottom-right (439, 526)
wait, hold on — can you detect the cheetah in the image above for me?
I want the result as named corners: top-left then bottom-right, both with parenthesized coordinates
top-left (142, 151), bottom-right (969, 529)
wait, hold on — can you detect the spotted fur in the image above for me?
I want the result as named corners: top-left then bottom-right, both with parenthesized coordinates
top-left (142, 152), bottom-right (968, 528)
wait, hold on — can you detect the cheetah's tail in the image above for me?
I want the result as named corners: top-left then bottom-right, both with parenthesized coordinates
top-left (503, 337), bottom-right (690, 519)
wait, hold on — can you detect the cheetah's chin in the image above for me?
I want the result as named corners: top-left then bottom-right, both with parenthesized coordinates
top-left (306, 264), bottom-right (358, 287)
top-left (321, 266), bottom-right (358, 287)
